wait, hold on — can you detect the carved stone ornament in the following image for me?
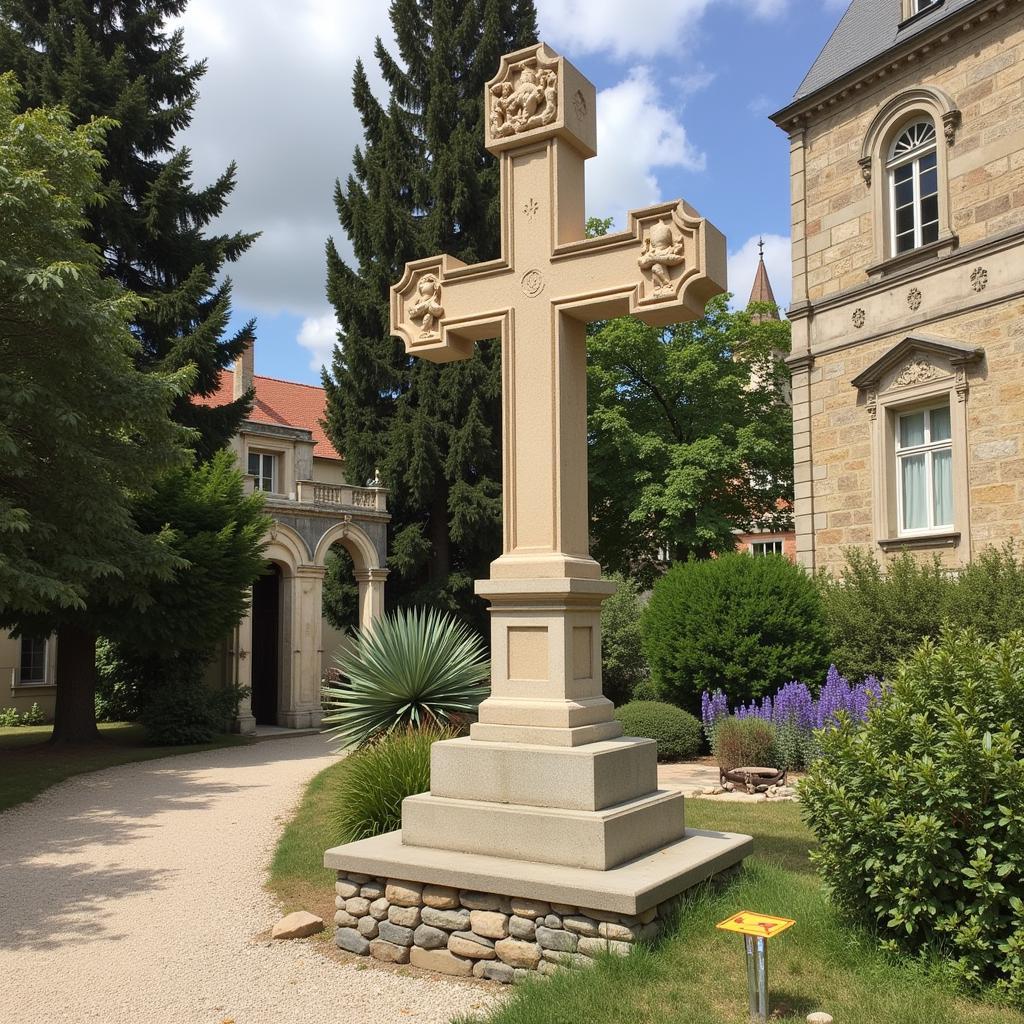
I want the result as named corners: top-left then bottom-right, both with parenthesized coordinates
top-left (408, 274), bottom-right (444, 337)
top-left (866, 388), bottom-right (878, 421)
top-left (521, 269), bottom-right (545, 297)
top-left (942, 109), bottom-right (961, 146)
top-left (971, 266), bottom-right (988, 293)
top-left (572, 88), bottom-right (587, 120)
top-left (523, 197), bottom-right (539, 220)
top-left (955, 366), bottom-right (969, 403)
top-left (907, 287), bottom-right (922, 312)
top-left (489, 56), bottom-right (558, 139)
top-left (892, 357), bottom-right (944, 389)
top-left (637, 220), bottom-right (685, 298)
top-left (852, 308), bottom-right (866, 329)
top-left (858, 156), bottom-right (872, 187)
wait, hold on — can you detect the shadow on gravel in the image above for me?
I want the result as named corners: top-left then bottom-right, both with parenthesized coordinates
top-left (0, 736), bottom-right (337, 951)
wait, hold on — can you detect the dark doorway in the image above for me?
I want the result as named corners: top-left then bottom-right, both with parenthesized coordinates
top-left (251, 563), bottom-right (281, 725)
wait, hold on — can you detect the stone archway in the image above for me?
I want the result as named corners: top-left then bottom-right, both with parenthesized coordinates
top-left (313, 521), bottom-right (389, 633)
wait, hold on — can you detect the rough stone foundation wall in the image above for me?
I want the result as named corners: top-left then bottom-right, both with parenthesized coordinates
top-left (333, 867), bottom-right (742, 982)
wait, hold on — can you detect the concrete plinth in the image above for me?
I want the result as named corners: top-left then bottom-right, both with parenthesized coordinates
top-left (325, 827), bottom-right (753, 916)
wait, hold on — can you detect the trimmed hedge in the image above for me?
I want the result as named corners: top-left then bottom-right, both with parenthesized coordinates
top-left (642, 553), bottom-right (830, 713)
top-left (613, 700), bottom-right (702, 761)
top-left (801, 630), bottom-right (1024, 1003)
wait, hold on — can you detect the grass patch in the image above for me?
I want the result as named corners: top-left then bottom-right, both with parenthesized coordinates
top-left (0, 721), bottom-right (249, 813)
top-left (457, 800), bottom-right (1023, 1024)
top-left (268, 759), bottom-right (345, 927)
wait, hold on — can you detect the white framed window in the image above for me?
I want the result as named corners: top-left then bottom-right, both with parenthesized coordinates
top-left (19, 636), bottom-right (47, 684)
top-left (888, 120), bottom-right (939, 256)
top-left (896, 403), bottom-right (953, 534)
top-left (914, 0), bottom-right (939, 12)
top-left (248, 451), bottom-right (278, 493)
top-left (751, 540), bottom-right (784, 557)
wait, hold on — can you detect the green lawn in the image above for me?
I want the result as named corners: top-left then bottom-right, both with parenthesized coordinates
top-left (268, 763), bottom-right (1024, 1024)
top-left (0, 722), bottom-right (250, 813)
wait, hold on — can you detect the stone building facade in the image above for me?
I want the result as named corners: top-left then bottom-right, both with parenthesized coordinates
top-left (771, 0), bottom-right (1024, 573)
top-left (1, 345), bottom-right (389, 728)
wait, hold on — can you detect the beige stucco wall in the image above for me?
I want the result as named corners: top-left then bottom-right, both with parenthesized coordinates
top-left (783, 4), bottom-right (1024, 573)
top-left (1, 632), bottom-right (57, 718)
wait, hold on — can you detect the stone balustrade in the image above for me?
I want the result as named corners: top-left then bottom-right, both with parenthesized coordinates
top-left (240, 474), bottom-right (387, 512)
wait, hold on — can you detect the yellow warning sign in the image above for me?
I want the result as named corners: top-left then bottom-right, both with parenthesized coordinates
top-left (716, 911), bottom-right (796, 939)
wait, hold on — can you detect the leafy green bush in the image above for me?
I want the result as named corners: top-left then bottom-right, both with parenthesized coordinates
top-left (642, 553), bottom-right (829, 712)
top-left (94, 637), bottom-right (144, 722)
top-left (631, 679), bottom-right (662, 703)
top-left (20, 701), bottom-right (44, 725)
top-left (329, 726), bottom-right (453, 843)
top-left (322, 606), bottom-right (489, 749)
top-left (0, 703), bottom-right (46, 727)
top-left (0, 707), bottom-right (20, 728)
top-left (140, 677), bottom-right (247, 745)
top-left (601, 572), bottom-right (649, 706)
top-left (817, 543), bottom-right (1024, 680)
top-left (801, 630), bottom-right (1024, 1002)
top-left (711, 716), bottom-right (779, 771)
top-left (613, 701), bottom-right (702, 761)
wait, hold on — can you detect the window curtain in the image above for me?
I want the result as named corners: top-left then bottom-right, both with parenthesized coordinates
top-left (932, 449), bottom-right (953, 526)
top-left (901, 453), bottom-right (927, 530)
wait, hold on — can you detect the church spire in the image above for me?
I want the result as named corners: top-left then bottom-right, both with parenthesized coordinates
top-left (747, 237), bottom-right (780, 322)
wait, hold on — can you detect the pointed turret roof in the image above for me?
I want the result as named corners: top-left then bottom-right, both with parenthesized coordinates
top-left (747, 239), bottom-right (779, 322)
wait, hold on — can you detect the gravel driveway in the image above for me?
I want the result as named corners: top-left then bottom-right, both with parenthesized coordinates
top-left (0, 735), bottom-right (501, 1024)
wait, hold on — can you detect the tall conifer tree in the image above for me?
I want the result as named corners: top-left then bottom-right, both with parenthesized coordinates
top-left (0, 0), bottom-right (256, 456)
top-left (323, 0), bottom-right (537, 624)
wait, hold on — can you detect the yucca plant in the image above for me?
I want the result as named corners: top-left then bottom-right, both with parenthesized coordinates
top-left (321, 606), bottom-right (489, 749)
top-left (329, 726), bottom-right (455, 843)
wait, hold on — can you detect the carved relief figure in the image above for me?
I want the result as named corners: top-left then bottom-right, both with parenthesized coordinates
top-left (893, 357), bottom-right (943, 388)
top-left (638, 220), bottom-right (685, 297)
top-left (408, 274), bottom-right (444, 337)
top-left (490, 61), bottom-right (558, 137)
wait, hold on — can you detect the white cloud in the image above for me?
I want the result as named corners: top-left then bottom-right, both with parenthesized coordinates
top-left (727, 233), bottom-right (791, 313)
top-left (540, 0), bottom-right (790, 60)
top-left (587, 66), bottom-right (706, 226)
top-left (297, 311), bottom-right (339, 373)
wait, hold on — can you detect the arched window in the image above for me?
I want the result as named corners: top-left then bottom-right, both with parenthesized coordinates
top-left (888, 120), bottom-right (939, 255)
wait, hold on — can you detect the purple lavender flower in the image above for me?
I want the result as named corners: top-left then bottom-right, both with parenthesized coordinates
top-left (772, 682), bottom-right (815, 731)
top-left (701, 689), bottom-right (729, 739)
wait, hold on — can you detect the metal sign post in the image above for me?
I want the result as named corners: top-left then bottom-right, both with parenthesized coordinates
top-left (717, 911), bottom-right (796, 1022)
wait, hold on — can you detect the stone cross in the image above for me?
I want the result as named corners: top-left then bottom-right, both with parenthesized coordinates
top-left (392, 43), bottom-right (726, 748)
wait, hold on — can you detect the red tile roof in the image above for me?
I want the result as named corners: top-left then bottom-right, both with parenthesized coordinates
top-left (196, 372), bottom-right (342, 461)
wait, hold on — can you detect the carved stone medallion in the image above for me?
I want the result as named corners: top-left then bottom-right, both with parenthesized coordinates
top-left (489, 56), bottom-right (558, 139)
top-left (971, 266), bottom-right (988, 293)
top-left (523, 197), bottom-right (539, 220)
top-left (892, 358), bottom-right (943, 389)
top-left (907, 287), bottom-right (922, 312)
top-left (852, 308), bottom-right (866, 329)
top-left (521, 269), bottom-right (545, 297)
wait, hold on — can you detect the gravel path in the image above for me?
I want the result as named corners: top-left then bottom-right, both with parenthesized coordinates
top-left (0, 735), bottom-right (502, 1024)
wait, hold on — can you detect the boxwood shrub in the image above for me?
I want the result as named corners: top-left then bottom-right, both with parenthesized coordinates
top-left (614, 701), bottom-right (702, 761)
top-left (801, 630), bottom-right (1024, 1002)
top-left (641, 553), bottom-right (830, 713)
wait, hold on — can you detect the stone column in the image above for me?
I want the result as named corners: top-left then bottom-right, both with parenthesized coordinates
top-left (280, 565), bottom-right (325, 728)
top-left (234, 592), bottom-right (256, 734)
top-left (354, 568), bottom-right (389, 633)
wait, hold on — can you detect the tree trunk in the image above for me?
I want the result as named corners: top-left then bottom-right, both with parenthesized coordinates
top-left (51, 622), bottom-right (100, 744)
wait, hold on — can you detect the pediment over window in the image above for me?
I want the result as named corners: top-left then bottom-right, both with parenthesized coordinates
top-left (851, 334), bottom-right (983, 394)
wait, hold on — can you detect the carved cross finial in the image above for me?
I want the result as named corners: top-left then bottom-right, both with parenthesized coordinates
top-left (758, 236), bottom-right (765, 259)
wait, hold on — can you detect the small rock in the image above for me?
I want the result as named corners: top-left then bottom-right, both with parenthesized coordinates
top-left (537, 960), bottom-right (565, 976)
top-left (509, 897), bottom-right (549, 920)
top-left (535, 926), bottom-right (578, 952)
top-left (449, 931), bottom-right (497, 959)
top-left (357, 916), bottom-right (379, 939)
top-left (806, 1015), bottom-right (834, 1024)
top-left (272, 911), bottom-right (323, 940)
top-left (543, 913), bottom-right (562, 929)
top-left (370, 938), bottom-right (410, 964)
top-left (378, 920), bottom-right (415, 946)
top-left (410, 946), bottom-right (473, 977)
top-left (494, 937), bottom-right (542, 969)
top-left (368, 897), bottom-right (390, 921)
top-left (562, 914), bottom-right (599, 937)
top-left (386, 881), bottom-right (424, 907)
top-left (335, 895), bottom-right (346, 910)
top-left (639, 907), bottom-right (658, 925)
top-left (722, 782), bottom-right (735, 792)
top-left (582, 908), bottom-right (640, 925)
top-left (333, 909), bottom-right (358, 928)
top-left (598, 921), bottom-right (640, 942)
top-left (512, 968), bottom-right (532, 984)
top-left (710, 786), bottom-right (724, 795)
top-left (335, 928), bottom-right (370, 956)
top-left (508, 915), bottom-right (537, 940)
top-left (421, 906), bottom-right (471, 931)
top-left (472, 960), bottom-right (488, 978)
top-left (388, 904), bottom-right (421, 929)
top-left (335, 878), bottom-right (360, 899)
top-left (481, 961), bottom-right (515, 984)
top-left (422, 884), bottom-right (460, 910)
top-left (550, 902), bottom-right (577, 915)
top-left (347, 872), bottom-right (370, 883)
top-left (542, 950), bottom-right (592, 968)
top-left (345, 897), bottom-right (371, 917)
top-left (360, 881), bottom-right (385, 900)
top-left (413, 924), bottom-right (448, 950)
top-left (470, 910), bottom-right (509, 939)
top-left (459, 890), bottom-right (501, 911)
top-left (577, 936), bottom-right (633, 958)
top-left (755, 784), bottom-right (769, 793)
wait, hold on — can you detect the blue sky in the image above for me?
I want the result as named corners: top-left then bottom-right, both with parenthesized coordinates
top-left (174, 0), bottom-right (850, 386)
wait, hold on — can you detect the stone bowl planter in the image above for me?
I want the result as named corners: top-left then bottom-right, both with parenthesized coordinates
top-left (719, 765), bottom-right (787, 793)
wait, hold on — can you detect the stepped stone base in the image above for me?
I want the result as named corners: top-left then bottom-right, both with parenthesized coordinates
top-left (324, 827), bottom-right (751, 916)
top-left (328, 854), bottom-right (746, 982)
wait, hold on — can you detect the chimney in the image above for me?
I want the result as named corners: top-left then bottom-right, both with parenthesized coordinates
top-left (233, 339), bottom-right (254, 400)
